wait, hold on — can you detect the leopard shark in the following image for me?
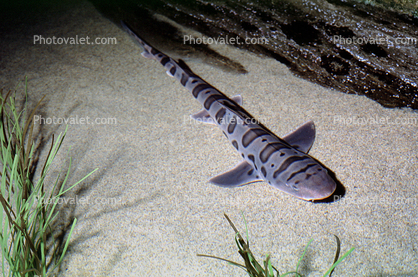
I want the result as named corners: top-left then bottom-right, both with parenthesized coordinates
top-left (121, 21), bottom-right (336, 201)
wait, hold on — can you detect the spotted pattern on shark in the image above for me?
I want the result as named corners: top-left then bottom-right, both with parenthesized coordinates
top-left (122, 21), bottom-right (337, 201)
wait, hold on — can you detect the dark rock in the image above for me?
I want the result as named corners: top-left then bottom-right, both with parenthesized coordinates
top-left (94, 0), bottom-right (418, 109)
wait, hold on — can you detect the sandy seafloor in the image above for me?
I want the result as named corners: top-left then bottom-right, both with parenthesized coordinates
top-left (1, 1), bottom-right (417, 276)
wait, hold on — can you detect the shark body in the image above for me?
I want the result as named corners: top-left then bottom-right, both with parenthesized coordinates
top-left (122, 21), bottom-right (336, 201)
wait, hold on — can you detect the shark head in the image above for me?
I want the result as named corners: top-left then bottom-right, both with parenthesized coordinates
top-left (284, 167), bottom-right (337, 201)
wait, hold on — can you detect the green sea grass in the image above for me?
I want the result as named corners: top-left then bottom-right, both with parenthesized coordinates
top-left (0, 79), bottom-right (97, 276)
top-left (198, 213), bottom-right (355, 277)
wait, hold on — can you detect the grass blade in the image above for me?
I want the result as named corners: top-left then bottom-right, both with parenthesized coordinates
top-left (198, 213), bottom-right (354, 277)
top-left (0, 79), bottom-right (97, 276)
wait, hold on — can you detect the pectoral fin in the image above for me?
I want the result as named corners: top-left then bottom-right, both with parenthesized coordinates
top-left (209, 160), bottom-right (263, 187)
top-left (283, 120), bottom-right (316, 153)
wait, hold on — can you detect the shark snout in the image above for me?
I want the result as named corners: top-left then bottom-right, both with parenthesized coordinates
top-left (297, 171), bottom-right (337, 201)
